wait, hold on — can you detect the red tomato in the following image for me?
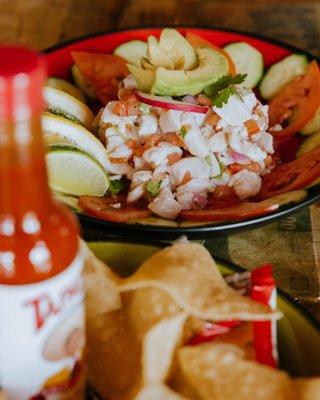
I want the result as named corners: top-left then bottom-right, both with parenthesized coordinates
top-left (259, 147), bottom-right (320, 199)
top-left (180, 199), bottom-right (279, 222)
top-left (268, 61), bottom-right (320, 139)
top-left (186, 32), bottom-right (236, 75)
top-left (78, 195), bottom-right (151, 222)
top-left (71, 52), bottom-right (129, 104)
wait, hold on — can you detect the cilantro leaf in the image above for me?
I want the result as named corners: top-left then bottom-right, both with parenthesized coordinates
top-left (180, 125), bottom-right (188, 139)
top-left (145, 181), bottom-right (162, 197)
top-left (109, 179), bottom-right (126, 195)
top-left (204, 73), bottom-right (247, 108)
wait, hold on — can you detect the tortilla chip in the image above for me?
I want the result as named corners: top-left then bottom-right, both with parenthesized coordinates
top-left (173, 343), bottom-right (296, 400)
top-left (119, 243), bottom-right (280, 321)
top-left (87, 286), bottom-right (184, 400)
top-left (81, 240), bottom-right (121, 318)
top-left (142, 313), bottom-right (187, 384)
top-left (133, 383), bottom-right (190, 400)
top-left (294, 378), bottom-right (320, 400)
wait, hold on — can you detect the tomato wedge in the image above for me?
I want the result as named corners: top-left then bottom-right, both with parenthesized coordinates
top-left (268, 61), bottom-right (320, 139)
top-left (71, 52), bottom-right (129, 104)
top-left (78, 195), bottom-right (151, 222)
top-left (259, 147), bottom-right (320, 199)
top-left (186, 32), bottom-right (236, 75)
top-left (180, 199), bottom-right (279, 222)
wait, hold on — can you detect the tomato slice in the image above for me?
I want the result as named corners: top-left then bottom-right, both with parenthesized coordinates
top-left (71, 52), bottom-right (129, 104)
top-left (259, 146), bottom-right (320, 199)
top-left (268, 61), bottom-right (320, 139)
top-left (186, 32), bottom-right (236, 75)
top-left (78, 195), bottom-right (151, 222)
top-left (180, 199), bottom-right (279, 222)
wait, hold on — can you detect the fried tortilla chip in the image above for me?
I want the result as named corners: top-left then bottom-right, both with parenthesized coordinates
top-left (294, 378), bottom-right (320, 400)
top-left (81, 240), bottom-right (121, 318)
top-left (87, 286), bottom-right (185, 400)
top-left (173, 343), bottom-right (296, 400)
top-left (133, 383), bottom-right (190, 400)
top-left (142, 313), bottom-right (187, 384)
top-left (119, 243), bottom-right (280, 321)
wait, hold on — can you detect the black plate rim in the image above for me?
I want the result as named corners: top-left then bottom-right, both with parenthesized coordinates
top-left (44, 26), bottom-right (320, 240)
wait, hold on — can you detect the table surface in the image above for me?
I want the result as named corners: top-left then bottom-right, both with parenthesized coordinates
top-left (0, 0), bottom-right (319, 56)
top-left (1, 0), bottom-right (320, 322)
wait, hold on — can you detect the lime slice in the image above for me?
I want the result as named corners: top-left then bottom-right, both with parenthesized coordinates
top-left (44, 86), bottom-right (94, 129)
top-left (46, 145), bottom-right (109, 196)
top-left (47, 77), bottom-right (86, 103)
top-left (53, 192), bottom-right (81, 212)
top-left (42, 113), bottom-right (110, 170)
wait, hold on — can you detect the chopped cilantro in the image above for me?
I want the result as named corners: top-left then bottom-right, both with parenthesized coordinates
top-left (204, 73), bottom-right (247, 108)
top-left (139, 103), bottom-right (151, 114)
top-left (180, 125), bottom-right (188, 139)
top-left (109, 179), bottom-right (125, 195)
top-left (205, 155), bottom-right (212, 165)
top-left (145, 180), bottom-right (162, 197)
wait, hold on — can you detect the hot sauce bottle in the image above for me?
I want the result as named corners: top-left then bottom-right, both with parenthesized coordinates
top-left (0, 47), bottom-right (85, 399)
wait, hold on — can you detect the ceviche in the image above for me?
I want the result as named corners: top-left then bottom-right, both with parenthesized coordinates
top-left (44, 29), bottom-right (320, 223)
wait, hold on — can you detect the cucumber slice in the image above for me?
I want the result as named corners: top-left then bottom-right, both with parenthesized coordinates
top-left (296, 130), bottom-right (320, 158)
top-left (71, 64), bottom-right (97, 101)
top-left (46, 144), bottom-right (109, 196)
top-left (259, 54), bottom-right (308, 100)
top-left (224, 42), bottom-right (263, 89)
top-left (47, 77), bottom-right (86, 103)
top-left (114, 40), bottom-right (147, 68)
top-left (301, 106), bottom-right (320, 135)
top-left (53, 192), bottom-right (81, 212)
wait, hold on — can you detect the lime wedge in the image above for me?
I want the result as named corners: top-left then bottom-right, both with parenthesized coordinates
top-left (44, 86), bottom-right (94, 129)
top-left (47, 77), bottom-right (86, 103)
top-left (46, 145), bottom-right (109, 196)
top-left (42, 113), bottom-right (110, 170)
top-left (52, 192), bottom-right (81, 212)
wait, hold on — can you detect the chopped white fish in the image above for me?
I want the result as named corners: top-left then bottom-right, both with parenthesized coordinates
top-left (109, 143), bottom-right (132, 160)
top-left (131, 170), bottom-right (153, 187)
top-left (101, 101), bottom-right (137, 135)
top-left (143, 142), bottom-right (182, 167)
top-left (176, 179), bottom-right (210, 210)
top-left (169, 157), bottom-right (210, 186)
top-left (208, 131), bottom-right (228, 153)
top-left (228, 170), bottom-right (262, 200)
top-left (127, 171), bottom-right (153, 203)
top-left (213, 95), bottom-right (252, 126)
top-left (241, 89), bottom-right (257, 111)
top-left (122, 75), bottom-right (138, 90)
top-left (148, 188), bottom-right (182, 220)
top-left (133, 156), bottom-right (147, 170)
top-left (211, 170), bottom-right (231, 186)
top-left (229, 130), bottom-right (267, 163)
top-left (127, 185), bottom-right (145, 203)
top-left (159, 109), bottom-right (182, 132)
top-left (138, 113), bottom-right (158, 137)
top-left (257, 132), bottom-right (274, 154)
top-left (181, 115), bottom-right (209, 158)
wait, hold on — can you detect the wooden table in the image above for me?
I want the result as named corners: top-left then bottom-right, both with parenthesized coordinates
top-left (1, 0), bottom-right (320, 55)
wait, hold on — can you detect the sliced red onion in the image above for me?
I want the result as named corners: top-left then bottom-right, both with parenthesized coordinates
top-left (230, 151), bottom-right (251, 165)
top-left (182, 95), bottom-right (198, 105)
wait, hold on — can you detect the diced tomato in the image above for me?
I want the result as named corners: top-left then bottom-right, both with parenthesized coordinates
top-left (181, 171), bottom-right (192, 185)
top-left (268, 61), bottom-right (320, 139)
top-left (71, 52), bottom-right (129, 104)
top-left (245, 119), bottom-right (260, 136)
top-left (197, 94), bottom-right (213, 106)
top-left (180, 198), bottom-right (279, 222)
top-left (167, 152), bottom-right (182, 165)
top-left (113, 101), bottom-right (127, 116)
top-left (206, 111), bottom-right (220, 126)
top-left (259, 146), bottom-right (320, 199)
top-left (78, 195), bottom-right (151, 222)
top-left (109, 157), bottom-right (129, 163)
top-left (186, 32), bottom-right (236, 75)
top-left (207, 185), bottom-right (240, 208)
top-left (229, 163), bottom-right (244, 174)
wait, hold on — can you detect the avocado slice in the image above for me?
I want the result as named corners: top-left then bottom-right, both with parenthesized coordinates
top-left (159, 28), bottom-right (197, 70)
top-left (141, 57), bottom-right (155, 70)
top-left (127, 64), bottom-right (155, 92)
top-left (151, 47), bottom-right (229, 96)
top-left (147, 36), bottom-right (175, 69)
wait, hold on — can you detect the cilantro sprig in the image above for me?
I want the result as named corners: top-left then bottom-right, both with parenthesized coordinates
top-left (109, 179), bottom-right (126, 195)
top-left (204, 73), bottom-right (247, 108)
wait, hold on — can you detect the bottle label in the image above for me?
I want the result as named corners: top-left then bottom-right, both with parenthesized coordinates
top-left (0, 252), bottom-right (85, 400)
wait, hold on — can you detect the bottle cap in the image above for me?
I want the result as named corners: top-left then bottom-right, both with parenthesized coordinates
top-left (0, 46), bottom-right (46, 120)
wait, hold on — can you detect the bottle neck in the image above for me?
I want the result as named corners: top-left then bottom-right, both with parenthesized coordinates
top-left (0, 115), bottom-right (52, 218)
